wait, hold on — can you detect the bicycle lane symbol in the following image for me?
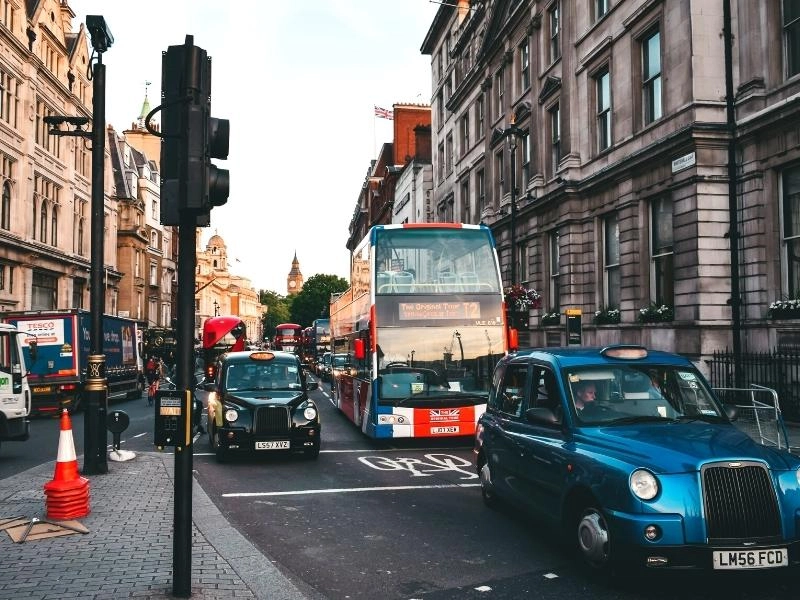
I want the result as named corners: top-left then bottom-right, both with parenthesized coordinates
top-left (358, 453), bottom-right (478, 480)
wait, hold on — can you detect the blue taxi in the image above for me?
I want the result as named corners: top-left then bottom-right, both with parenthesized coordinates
top-left (474, 345), bottom-right (800, 572)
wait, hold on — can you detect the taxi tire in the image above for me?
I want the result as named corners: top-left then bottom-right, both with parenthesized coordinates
top-left (574, 504), bottom-right (617, 578)
top-left (479, 460), bottom-right (499, 509)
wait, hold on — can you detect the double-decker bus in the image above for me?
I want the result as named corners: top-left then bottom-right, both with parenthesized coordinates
top-left (202, 315), bottom-right (246, 380)
top-left (311, 318), bottom-right (331, 366)
top-left (273, 323), bottom-right (303, 353)
top-left (329, 223), bottom-right (511, 439)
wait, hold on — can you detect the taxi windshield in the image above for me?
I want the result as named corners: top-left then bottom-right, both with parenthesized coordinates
top-left (567, 365), bottom-right (725, 425)
top-left (225, 361), bottom-right (302, 391)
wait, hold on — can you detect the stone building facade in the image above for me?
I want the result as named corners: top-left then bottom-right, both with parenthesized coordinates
top-left (0, 0), bottom-right (110, 314)
top-left (419, 0), bottom-right (800, 365)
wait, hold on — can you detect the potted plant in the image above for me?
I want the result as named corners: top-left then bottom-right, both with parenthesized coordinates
top-left (637, 303), bottom-right (674, 323)
top-left (593, 307), bottom-right (621, 325)
top-left (768, 298), bottom-right (800, 319)
top-left (504, 284), bottom-right (542, 312)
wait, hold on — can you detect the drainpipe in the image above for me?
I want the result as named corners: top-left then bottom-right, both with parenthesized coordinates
top-left (723, 0), bottom-right (743, 387)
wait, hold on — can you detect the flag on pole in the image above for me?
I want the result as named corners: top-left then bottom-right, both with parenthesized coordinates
top-left (374, 105), bottom-right (394, 120)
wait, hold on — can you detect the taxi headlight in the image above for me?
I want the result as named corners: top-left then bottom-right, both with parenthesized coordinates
top-left (630, 469), bottom-right (659, 500)
top-left (303, 405), bottom-right (318, 421)
top-left (224, 408), bottom-right (239, 423)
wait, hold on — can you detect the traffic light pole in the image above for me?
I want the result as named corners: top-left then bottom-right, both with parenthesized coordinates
top-left (84, 51), bottom-right (108, 476)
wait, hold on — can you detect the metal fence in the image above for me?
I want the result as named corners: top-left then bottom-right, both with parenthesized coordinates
top-left (706, 350), bottom-right (800, 423)
top-left (713, 386), bottom-right (789, 450)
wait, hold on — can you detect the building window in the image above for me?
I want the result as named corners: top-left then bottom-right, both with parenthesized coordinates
top-left (604, 214), bottom-right (620, 308)
top-left (446, 132), bottom-right (453, 174)
top-left (150, 262), bottom-right (158, 286)
top-left (520, 243), bottom-right (531, 283)
top-left (74, 196), bottom-right (87, 256)
top-left (39, 201), bottom-right (47, 243)
top-left (596, 67), bottom-right (612, 152)
top-left (437, 90), bottom-right (444, 126)
top-left (437, 142), bottom-right (445, 182)
top-left (519, 37), bottom-right (530, 91)
top-left (0, 69), bottom-right (19, 129)
top-left (549, 2), bottom-right (561, 63)
top-left (477, 169), bottom-right (485, 216)
top-left (50, 205), bottom-right (58, 247)
top-left (0, 263), bottom-right (5, 291)
top-left (642, 28), bottom-right (662, 125)
top-left (549, 103), bottom-right (561, 176)
top-left (521, 131), bottom-right (531, 190)
top-left (1, 0), bottom-right (16, 30)
top-left (651, 197), bottom-right (674, 306)
top-left (74, 136), bottom-right (89, 176)
top-left (151, 230), bottom-right (158, 248)
top-left (461, 113), bottom-right (470, 155)
top-left (785, 0), bottom-right (800, 78)
top-left (73, 279), bottom-right (85, 309)
top-left (31, 270), bottom-right (57, 310)
top-left (595, 0), bottom-right (609, 21)
top-left (495, 151), bottom-right (504, 206)
top-left (461, 180), bottom-right (470, 223)
top-left (476, 94), bottom-right (485, 137)
top-left (550, 229), bottom-right (560, 312)
top-left (1, 180), bottom-right (9, 230)
top-left (495, 68), bottom-right (504, 121)
top-left (782, 165), bottom-right (800, 297)
top-left (35, 99), bottom-right (61, 158)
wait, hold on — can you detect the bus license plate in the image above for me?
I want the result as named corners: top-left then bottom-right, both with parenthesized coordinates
top-left (255, 441), bottom-right (290, 450)
top-left (32, 386), bottom-right (52, 393)
top-left (431, 426), bottom-right (459, 434)
top-left (713, 548), bottom-right (788, 570)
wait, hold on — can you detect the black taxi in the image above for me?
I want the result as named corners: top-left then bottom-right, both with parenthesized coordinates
top-left (204, 350), bottom-right (321, 461)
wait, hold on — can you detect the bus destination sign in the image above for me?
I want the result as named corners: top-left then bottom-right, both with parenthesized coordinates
top-left (399, 301), bottom-right (481, 320)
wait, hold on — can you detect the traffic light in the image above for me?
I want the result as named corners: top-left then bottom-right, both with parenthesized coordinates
top-left (159, 35), bottom-right (229, 225)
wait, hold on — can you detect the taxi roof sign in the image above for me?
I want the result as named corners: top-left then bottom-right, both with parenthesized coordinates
top-left (601, 345), bottom-right (648, 360)
top-left (249, 351), bottom-right (275, 361)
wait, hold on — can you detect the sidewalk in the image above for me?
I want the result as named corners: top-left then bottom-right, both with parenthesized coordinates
top-left (0, 452), bottom-right (312, 600)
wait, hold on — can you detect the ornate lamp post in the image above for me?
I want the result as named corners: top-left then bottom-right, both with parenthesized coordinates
top-left (503, 113), bottom-right (525, 287)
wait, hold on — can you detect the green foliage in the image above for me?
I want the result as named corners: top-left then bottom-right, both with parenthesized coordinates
top-left (259, 290), bottom-right (291, 341)
top-left (289, 274), bottom-right (349, 327)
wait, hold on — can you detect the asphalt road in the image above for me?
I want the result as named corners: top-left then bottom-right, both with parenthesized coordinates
top-left (3, 376), bottom-right (799, 599)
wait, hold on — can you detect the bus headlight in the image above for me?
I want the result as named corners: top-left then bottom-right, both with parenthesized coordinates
top-left (630, 469), bottom-right (659, 500)
top-left (303, 405), bottom-right (318, 421)
top-left (224, 408), bottom-right (239, 423)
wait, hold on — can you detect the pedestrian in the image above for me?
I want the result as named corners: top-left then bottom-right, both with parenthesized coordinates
top-left (147, 357), bottom-right (161, 405)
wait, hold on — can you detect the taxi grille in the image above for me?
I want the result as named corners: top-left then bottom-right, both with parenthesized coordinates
top-left (702, 463), bottom-right (781, 540)
top-left (254, 406), bottom-right (290, 435)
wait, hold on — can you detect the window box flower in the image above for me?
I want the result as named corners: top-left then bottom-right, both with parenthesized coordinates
top-left (593, 307), bottom-right (621, 325)
top-left (768, 298), bottom-right (800, 319)
top-left (541, 311), bottom-right (561, 326)
top-left (637, 303), bottom-right (674, 323)
top-left (504, 284), bottom-right (542, 311)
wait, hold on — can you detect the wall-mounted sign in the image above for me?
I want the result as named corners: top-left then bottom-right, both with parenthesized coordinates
top-left (671, 151), bottom-right (696, 173)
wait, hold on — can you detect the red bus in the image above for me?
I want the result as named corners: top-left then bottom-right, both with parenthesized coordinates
top-left (273, 323), bottom-right (303, 353)
top-left (202, 315), bottom-right (246, 379)
top-left (329, 223), bottom-right (510, 439)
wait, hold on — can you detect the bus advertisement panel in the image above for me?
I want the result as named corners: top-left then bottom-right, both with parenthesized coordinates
top-left (330, 223), bottom-right (509, 439)
top-left (202, 315), bottom-right (246, 379)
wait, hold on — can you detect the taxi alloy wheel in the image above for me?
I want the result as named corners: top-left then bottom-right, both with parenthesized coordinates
top-left (576, 506), bottom-right (611, 569)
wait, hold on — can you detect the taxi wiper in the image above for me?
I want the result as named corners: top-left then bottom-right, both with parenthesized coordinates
top-left (609, 415), bottom-right (671, 425)
top-left (673, 413), bottom-right (725, 424)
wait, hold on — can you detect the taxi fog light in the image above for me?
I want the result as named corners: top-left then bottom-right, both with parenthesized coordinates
top-left (224, 408), bottom-right (239, 423)
top-left (226, 431), bottom-right (235, 439)
top-left (644, 525), bottom-right (661, 541)
top-left (630, 469), bottom-right (659, 500)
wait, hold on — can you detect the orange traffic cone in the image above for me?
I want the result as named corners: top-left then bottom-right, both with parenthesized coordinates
top-left (43, 409), bottom-right (90, 520)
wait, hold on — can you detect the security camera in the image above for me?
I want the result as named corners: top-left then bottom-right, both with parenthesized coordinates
top-left (86, 15), bottom-right (114, 53)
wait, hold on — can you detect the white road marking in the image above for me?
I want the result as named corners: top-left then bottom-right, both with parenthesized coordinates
top-left (132, 432), bottom-right (147, 439)
top-left (222, 482), bottom-right (480, 498)
top-left (543, 573), bottom-right (559, 579)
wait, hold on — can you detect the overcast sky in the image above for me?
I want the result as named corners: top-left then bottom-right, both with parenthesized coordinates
top-left (71, 0), bottom-right (438, 294)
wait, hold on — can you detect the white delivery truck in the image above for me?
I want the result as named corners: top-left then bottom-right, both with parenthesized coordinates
top-left (0, 322), bottom-right (34, 453)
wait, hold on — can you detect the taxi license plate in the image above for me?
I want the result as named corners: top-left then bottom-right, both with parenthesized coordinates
top-left (712, 548), bottom-right (788, 569)
top-left (431, 426), bottom-right (459, 434)
top-left (255, 441), bottom-right (290, 450)
top-left (32, 386), bottom-right (52, 394)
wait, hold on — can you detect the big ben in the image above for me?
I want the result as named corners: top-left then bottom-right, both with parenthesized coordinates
top-left (287, 252), bottom-right (303, 295)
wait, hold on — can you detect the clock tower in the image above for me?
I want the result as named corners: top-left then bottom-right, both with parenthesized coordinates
top-left (287, 252), bottom-right (303, 296)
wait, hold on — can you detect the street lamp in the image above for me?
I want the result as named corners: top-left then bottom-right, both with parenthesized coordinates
top-left (213, 300), bottom-right (219, 316)
top-left (503, 113), bottom-right (525, 287)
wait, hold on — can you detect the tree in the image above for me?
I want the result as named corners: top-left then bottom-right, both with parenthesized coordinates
top-left (259, 290), bottom-right (291, 341)
top-left (289, 274), bottom-right (348, 326)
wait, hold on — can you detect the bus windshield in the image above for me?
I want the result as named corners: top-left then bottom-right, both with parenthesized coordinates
top-left (374, 227), bottom-right (501, 295)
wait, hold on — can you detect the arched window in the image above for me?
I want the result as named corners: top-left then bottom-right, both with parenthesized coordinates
top-left (39, 201), bottom-right (47, 243)
top-left (51, 206), bottom-right (58, 246)
top-left (1, 181), bottom-right (10, 230)
top-left (151, 230), bottom-right (157, 247)
top-left (32, 196), bottom-right (36, 238)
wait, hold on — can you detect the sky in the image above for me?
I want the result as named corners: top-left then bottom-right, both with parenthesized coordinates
top-left (71, 0), bottom-right (440, 294)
